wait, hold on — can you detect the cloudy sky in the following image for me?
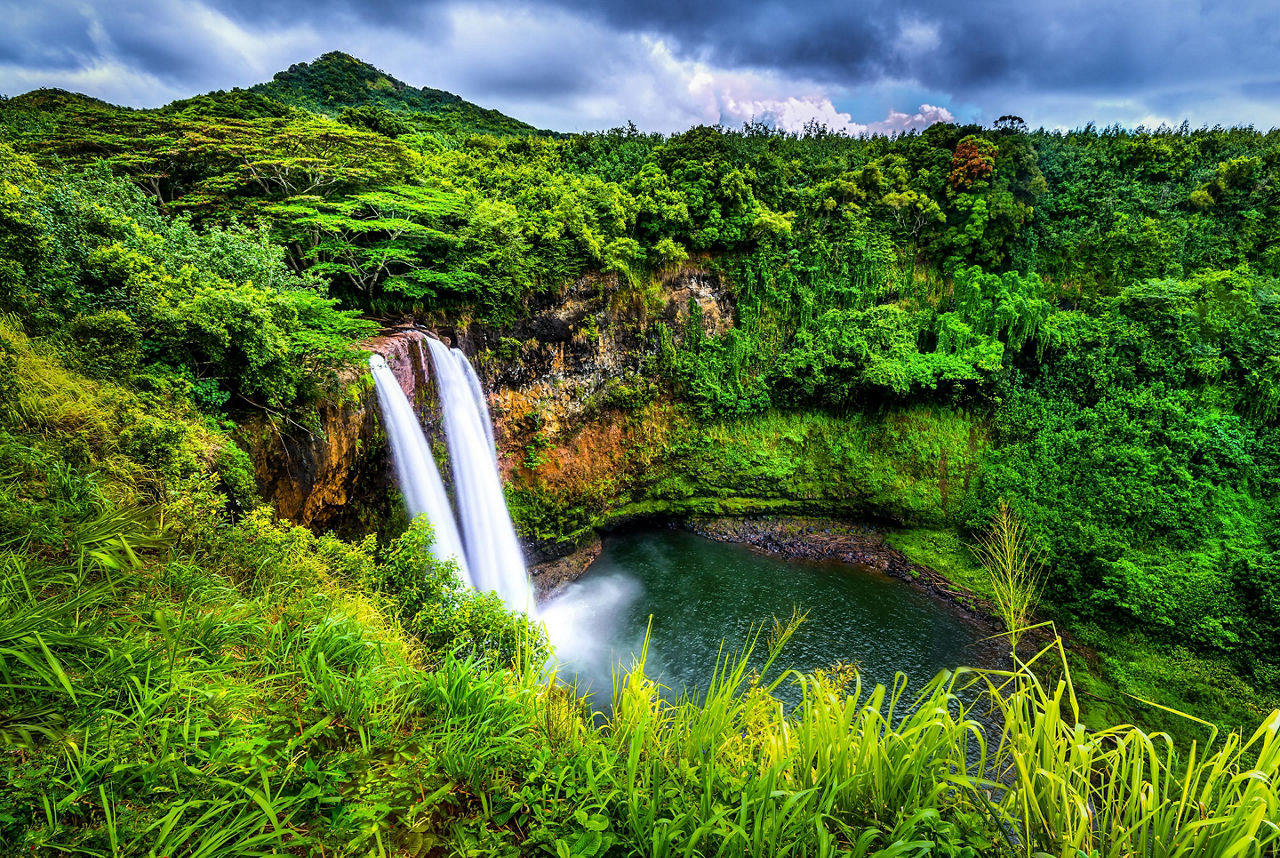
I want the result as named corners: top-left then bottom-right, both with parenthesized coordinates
top-left (2, 0), bottom-right (1279, 134)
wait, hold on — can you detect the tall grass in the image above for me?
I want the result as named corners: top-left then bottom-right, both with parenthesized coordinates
top-left (598, 629), bottom-right (1278, 857)
top-left (973, 498), bottom-right (1045, 652)
top-left (2, 317), bottom-right (1276, 856)
top-left (980, 637), bottom-right (1280, 857)
top-left (4, 520), bottom-right (1277, 856)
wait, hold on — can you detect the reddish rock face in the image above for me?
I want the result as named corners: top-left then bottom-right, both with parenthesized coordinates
top-left (242, 328), bottom-right (431, 537)
top-left (246, 268), bottom-right (729, 548)
top-left (364, 329), bottom-right (428, 402)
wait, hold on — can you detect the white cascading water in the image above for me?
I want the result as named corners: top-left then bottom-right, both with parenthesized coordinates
top-left (368, 350), bottom-right (473, 587)
top-left (454, 347), bottom-right (497, 465)
top-left (424, 337), bottom-right (533, 613)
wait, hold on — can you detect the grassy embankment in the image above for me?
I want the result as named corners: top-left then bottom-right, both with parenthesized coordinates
top-left (3, 317), bottom-right (1278, 856)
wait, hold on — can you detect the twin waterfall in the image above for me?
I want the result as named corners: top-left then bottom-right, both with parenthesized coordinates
top-left (369, 333), bottom-right (533, 613)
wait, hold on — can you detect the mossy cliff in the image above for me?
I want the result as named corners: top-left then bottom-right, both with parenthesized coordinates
top-left (241, 330), bottom-right (428, 539)
top-left (247, 268), bottom-right (987, 560)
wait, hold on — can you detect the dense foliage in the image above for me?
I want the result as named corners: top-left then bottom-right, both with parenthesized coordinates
top-left (252, 51), bottom-right (545, 138)
top-left (0, 142), bottom-right (373, 410)
top-left (2, 54), bottom-right (1280, 853)
top-left (6, 64), bottom-right (1280, 691)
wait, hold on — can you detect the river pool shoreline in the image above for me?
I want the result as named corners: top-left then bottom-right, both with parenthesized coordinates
top-left (531, 516), bottom-right (1016, 643)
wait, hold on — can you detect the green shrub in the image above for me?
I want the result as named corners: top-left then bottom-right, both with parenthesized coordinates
top-left (69, 310), bottom-right (141, 379)
top-left (212, 441), bottom-right (259, 514)
top-left (365, 517), bottom-right (545, 664)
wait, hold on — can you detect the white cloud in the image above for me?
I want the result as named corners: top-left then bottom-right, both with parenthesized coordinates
top-left (719, 94), bottom-right (869, 134)
top-left (715, 95), bottom-right (955, 136)
top-left (895, 19), bottom-right (941, 56)
top-left (868, 103), bottom-right (955, 133)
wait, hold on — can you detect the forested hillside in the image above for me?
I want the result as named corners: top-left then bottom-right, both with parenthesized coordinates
top-left (252, 51), bottom-right (546, 138)
top-left (1, 55), bottom-right (1278, 854)
top-left (6, 78), bottom-right (1277, 699)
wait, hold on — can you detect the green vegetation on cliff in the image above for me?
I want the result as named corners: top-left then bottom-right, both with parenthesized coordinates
top-left (6, 69), bottom-right (1280, 699)
top-left (1, 55), bottom-right (1280, 853)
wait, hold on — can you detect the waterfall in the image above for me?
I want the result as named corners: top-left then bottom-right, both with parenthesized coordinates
top-left (454, 347), bottom-right (497, 465)
top-left (424, 337), bottom-right (533, 613)
top-left (368, 351), bottom-right (472, 587)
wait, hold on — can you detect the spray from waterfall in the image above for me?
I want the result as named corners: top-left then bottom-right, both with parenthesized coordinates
top-left (368, 350), bottom-right (472, 586)
top-left (425, 337), bottom-right (533, 613)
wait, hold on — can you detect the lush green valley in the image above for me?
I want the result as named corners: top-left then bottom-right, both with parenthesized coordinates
top-left (1, 54), bottom-right (1278, 854)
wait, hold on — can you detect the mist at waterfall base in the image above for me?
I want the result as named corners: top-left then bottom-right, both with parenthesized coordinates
top-left (370, 341), bottom-right (994, 705)
top-left (368, 339), bottom-right (531, 613)
top-left (540, 530), bottom-right (1002, 709)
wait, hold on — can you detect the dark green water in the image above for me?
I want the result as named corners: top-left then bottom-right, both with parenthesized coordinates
top-left (542, 529), bottom-right (1003, 707)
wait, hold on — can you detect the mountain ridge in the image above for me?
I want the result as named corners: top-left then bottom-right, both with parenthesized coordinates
top-left (248, 51), bottom-right (546, 136)
top-left (2, 51), bottom-right (547, 138)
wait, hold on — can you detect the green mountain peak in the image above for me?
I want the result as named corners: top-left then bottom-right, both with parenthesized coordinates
top-left (250, 52), bottom-right (545, 137)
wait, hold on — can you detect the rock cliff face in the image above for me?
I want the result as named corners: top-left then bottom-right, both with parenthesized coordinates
top-left (245, 268), bottom-right (728, 545)
top-left (242, 328), bottom-right (430, 538)
top-left (243, 264), bottom-right (978, 581)
top-left (439, 266), bottom-right (727, 459)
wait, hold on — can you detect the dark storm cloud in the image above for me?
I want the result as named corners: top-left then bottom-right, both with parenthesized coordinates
top-left (0, 0), bottom-right (452, 93)
top-left (716, 9), bottom-right (893, 82)
top-left (206, 0), bottom-right (440, 27)
top-left (103, 7), bottom-right (233, 82)
top-left (543, 0), bottom-right (897, 83)
top-left (2, 0), bottom-right (1279, 128)
top-left (543, 0), bottom-right (1280, 96)
top-left (0, 4), bottom-right (99, 70)
top-left (0, 38), bottom-right (93, 73)
top-left (0, 0), bottom-right (261, 89)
